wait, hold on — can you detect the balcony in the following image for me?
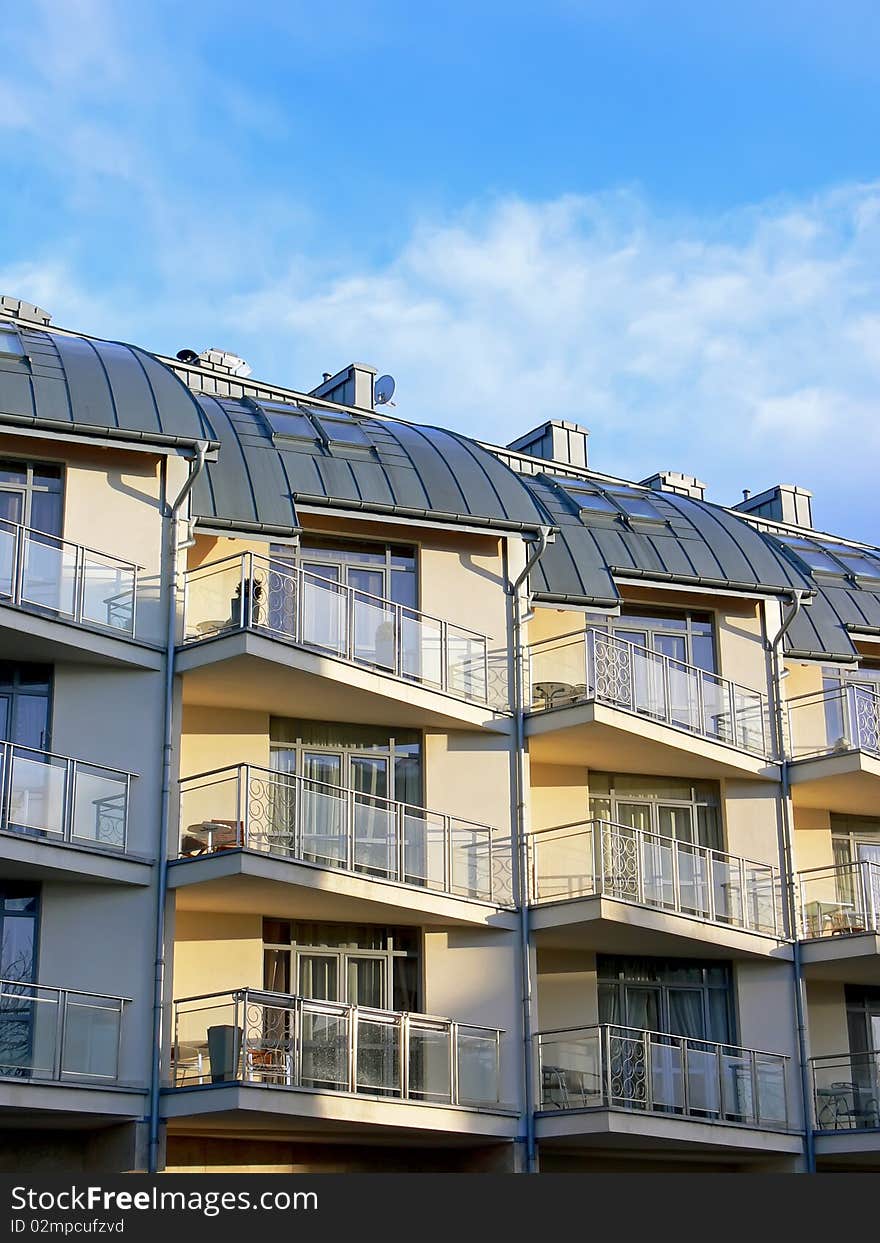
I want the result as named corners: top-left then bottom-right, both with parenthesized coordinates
top-left (811, 1052), bottom-right (880, 1164)
top-left (0, 741), bottom-right (144, 885)
top-left (178, 552), bottom-right (507, 730)
top-left (0, 518), bottom-right (150, 666)
top-left (0, 978), bottom-right (143, 1120)
top-left (172, 764), bottom-right (513, 925)
top-left (798, 863), bottom-right (880, 979)
top-left (526, 630), bottom-right (775, 779)
top-left (529, 818), bottom-right (785, 956)
top-left (535, 1024), bottom-right (798, 1158)
top-left (787, 685), bottom-right (880, 815)
top-left (163, 988), bottom-right (515, 1141)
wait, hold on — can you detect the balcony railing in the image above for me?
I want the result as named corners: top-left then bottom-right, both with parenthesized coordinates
top-left (528, 629), bottom-right (771, 757)
top-left (182, 551), bottom-right (504, 708)
top-left (0, 517), bottom-right (138, 636)
top-left (0, 979), bottom-right (128, 1083)
top-left (530, 818), bottom-right (783, 936)
top-left (799, 861), bottom-right (880, 939)
top-left (178, 763), bottom-right (511, 904)
top-left (537, 1024), bottom-right (790, 1129)
top-left (787, 684), bottom-right (880, 761)
top-left (171, 988), bottom-right (503, 1109)
top-left (0, 740), bottom-right (131, 851)
top-left (812, 1051), bottom-right (880, 1130)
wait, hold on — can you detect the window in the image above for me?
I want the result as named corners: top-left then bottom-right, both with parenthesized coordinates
top-left (0, 663), bottom-right (52, 750)
top-left (598, 955), bottom-right (734, 1043)
top-left (589, 772), bottom-right (722, 850)
top-left (261, 404), bottom-right (318, 443)
top-left (272, 537), bottom-right (417, 610)
top-left (0, 884), bottom-right (39, 982)
top-left (313, 414), bottom-right (371, 449)
top-left (0, 460), bottom-right (63, 534)
top-left (0, 324), bottom-right (24, 360)
top-left (609, 485), bottom-right (665, 522)
top-left (269, 718), bottom-right (422, 807)
top-left (834, 550), bottom-right (880, 581)
top-left (261, 402), bottom-right (374, 455)
top-left (601, 607), bottom-right (716, 673)
top-left (262, 921), bottom-right (421, 1012)
top-left (778, 537), bottom-right (847, 576)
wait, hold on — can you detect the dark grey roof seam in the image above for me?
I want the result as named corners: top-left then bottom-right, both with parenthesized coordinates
top-left (399, 423), bottom-right (473, 514)
top-left (44, 332), bottom-right (75, 424)
top-left (87, 339), bottom-right (122, 431)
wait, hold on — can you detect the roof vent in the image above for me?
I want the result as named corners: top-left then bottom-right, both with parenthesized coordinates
top-left (310, 363), bottom-right (377, 412)
top-left (0, 295), bottom-right (52, 326)
top-left (198, 348), bottom-right (252, 378)
top-left (507, 420), bottom-right (589, 469)
top-left (734, 484), bottom-right (814, 529)
top-left (641, 471), bottom-right (707, 501)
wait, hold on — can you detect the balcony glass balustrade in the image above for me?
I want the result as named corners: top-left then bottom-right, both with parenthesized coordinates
top-left (178, 763), bottom-right (511, 904)
top-left (812, 1051), bottom-right (880, 1131)
top-left (799, 861), bottom-right (880, 938)
top-left (182, 551), bottom-right (504, 708)
top-left (530, 818), bottom-right (783, 936)
top-left (0, 979), bottom-right (128, 1083)
top-left (0, 741), bottom-right (131, 851)
top-left (0, 517), bottom-right (138, 636)
top-left (172, 988), bottom-right (503, 1110)
top-left (787, 684), bottom-right (880, 761)
top-left (528, 629), bottom-right (771, 757)
top-left (537, 1023), bottom-right (790, 1129)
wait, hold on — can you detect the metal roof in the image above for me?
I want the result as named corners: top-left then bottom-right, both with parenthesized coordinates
top-left (0, 326), bottom-right (211, 446)
top-left (527, 474), bottom-right (813, 606)
top-left (192, 394), bottom-right (549, 533)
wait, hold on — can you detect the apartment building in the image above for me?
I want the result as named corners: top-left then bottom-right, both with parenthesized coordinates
top-left (0, 295), bottom-right (877, 1174)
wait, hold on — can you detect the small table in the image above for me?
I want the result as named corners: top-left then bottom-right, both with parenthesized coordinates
top-left (533, 681), bottom-right (573, 710)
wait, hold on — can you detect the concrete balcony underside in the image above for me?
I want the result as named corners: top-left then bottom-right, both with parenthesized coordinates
top-left (525, 701), bottom-right (778, 780)
top-left (0, 603), bottom-right (162, 670)
top-left (789, 751), bottom-right (880, 816)
top-left (0, 1077), bottom-right (147, 1121)
top-left (814, 1128), bottom-right (880, 1167)
top-left (800, 934), bottom-right (880, 983)
top-left (0, 830), bottom-right (153, 886)
top-left (161, 1083), bottom-right (519, 1144)
top-left (535, 1108), bottom-right (802, 1158)
top-left (530, 896), bottom-right (791, 960)
top-left (177, 631), bottom-right (508, 732)
top-left (168, 849), bottom-right (517, 928)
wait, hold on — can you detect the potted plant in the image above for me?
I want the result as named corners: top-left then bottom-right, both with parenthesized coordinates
top-left (232, 576), bottom-right (264, 626)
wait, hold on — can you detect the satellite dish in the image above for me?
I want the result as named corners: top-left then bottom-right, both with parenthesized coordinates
top-left (176, 348), bottom-right (199, 364)
top-left (375, 374), bottom-right (396, 406)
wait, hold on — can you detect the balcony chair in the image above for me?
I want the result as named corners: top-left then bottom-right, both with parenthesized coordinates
top-left (541, 1065), bottom-right (593, 1109)
top-left (816, 1082), bottom-right (880, 1130)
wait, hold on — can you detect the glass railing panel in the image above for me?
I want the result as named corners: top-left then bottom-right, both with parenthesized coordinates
top-left (355, 1015), bottom-right (401, 1096)
top-left (720, 1051), bottom-right (754, 1123)
top-left (648, 1034), bottom-right (685, 1110)
top-left (0, 983), bottom-right (52, 1077)
top-left (529, 637), bottom-right (589, 710)
top-left (711, 853), bottom-right (744, 927)
top-left (447, 628), bottom-right (488, 702)
top-left (531, 824), bottom-right (595, 902)
top-left (685, 1045), bottom-right (721, 1114)
top-left (179, 769), bottom-right (242, 856)
top-left (538, 1029), bottom-right (603, 1109)
top-left (81, 553), bottom-right (136, 634)
top-left (813, 1052), bottom-right (880, 1130)
top-left (800, 862), bottom-right (880, 937)
top-left (676, 843), bottom-right (711, 919)
top-left (183, 559), bottom-right (244, 641)
top-left (755, 1054), bottom-right (787, 1126)
top-left (61, 992), bottom-right (122, 1080)
top-left (641, 835), bottom-right (675, 909)
top-left (399, 609), bottom-right (442, 688)
top-left (352, 796), bottom-right (396, 877)
top-left (71, 764), bottom-right (127, 849)
top-left (300, 784), bottom-right (347, 869)
top-left (0, 519), bottom-right (16, 597)
top-left (457, 1026), bottom-right (500, 1106)
top-left (449, 820), bottom-right (492, 900)
top-left (8, 749), bottom-right (67, 837)
top-left (788, 685), bottom-right (880, 760)
top-left (408, 1022), bottom-right (452, 1103)
top-left (0, 981), bottom-right (125, 1084)
top-left (20, 533), bottom-right (78, 617)
top-left (300, 1006), bottom-right (348, 1091)
top-left (300, 573), bottom-right (346, 655)
top-left (351, 593), bottom-right (396, 671)
top-left (743, 861), bottom-right (778, 935)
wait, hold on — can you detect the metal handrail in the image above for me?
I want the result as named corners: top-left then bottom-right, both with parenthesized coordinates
top-left (0, 978), bottom-right (129, 1084)
top-left (178, 762), bottom-right (504, 903)
top-left (786, 683), bottom-right (880, 759)
top-left (0, 515), bottom-right (139, 636)
top-left (171, 986), bottom-right (504, 1108)
top-left (0, 739), bottom-right (133, 851)
top-left (810, 1050), bottom-right (880, 1131)
top-left (527, 628), bottom-right (771, 757)
top-left (529, 816), bottom-right (783, 936)
top-left (181, 550), bottom-right (496, 705)
top-left (536, 1022), bottom-right (791, 1128)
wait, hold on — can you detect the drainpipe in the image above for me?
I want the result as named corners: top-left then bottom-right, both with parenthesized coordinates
top-left (508, 526), bottom-right (553, 1174)
top-left (767, 588), bottom-right (815, 1173)
top-left (148, 442), bottom-right (209, 1175)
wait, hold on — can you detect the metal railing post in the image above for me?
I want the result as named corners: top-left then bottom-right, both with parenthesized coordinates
top-left (240, 765), bottom-right (250, 849)
top-left (450, 1021), bottom-right (459, 1106)
top-left (53, 987), bottom-right (66, 1080)
top-left (681, 1037), bottom-right (690, 1117)
top-left (348, 1004), bottom-right (357, 1094)
top-left (401, 1013), bottom-right (410, 1100)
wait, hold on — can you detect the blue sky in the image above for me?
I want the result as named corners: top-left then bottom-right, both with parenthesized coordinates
top-left (1, 1), bottom-right (879, 539)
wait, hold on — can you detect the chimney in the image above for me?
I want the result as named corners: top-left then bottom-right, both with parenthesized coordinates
top-left (0, 295), bottom-right (52, 326)
top-left (310, 363), bottom-right (377, 412)
top-left (507, 420), bottom-right (589, 469)
top-left (198, 347), bottom-right (252, 378)
top-left (641, 471), bottom-right (707, 502)
top-left (734, 484), bottom-right (814, 528)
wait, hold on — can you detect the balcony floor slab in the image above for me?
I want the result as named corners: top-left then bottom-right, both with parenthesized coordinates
top-left (0, 1078), bottom-right (147, 1120)
top-left (800, 933), bottom-right (880, 983)
top-left (0, 830), bottom-right (153, 886)
top-left (789, 751), bottom-right (880, 816)
top-left (530, 895), bottom-right (791, 960)
top-left (168, 849), bottom-right (517, 928)
top-left (161, 1083), bottom-right (519, 1143)
top-left (526, 701), bottom-right (778, 780)
top-left (178, 630), bottom-right (508, 732)
top-left (814, 1128), bottom-right (880, 1167)
top-left (0, 604), bottom-right (162, 670)
top-left (535, 1108), bottom-right (802, 1157)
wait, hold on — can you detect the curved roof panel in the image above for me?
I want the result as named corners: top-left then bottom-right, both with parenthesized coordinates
top-left (527, 474), bottom-right (812, 605)
top-left (0, 327), bottom-right (210, 444)
top-left (192, 395), bottom-right (549, 533)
